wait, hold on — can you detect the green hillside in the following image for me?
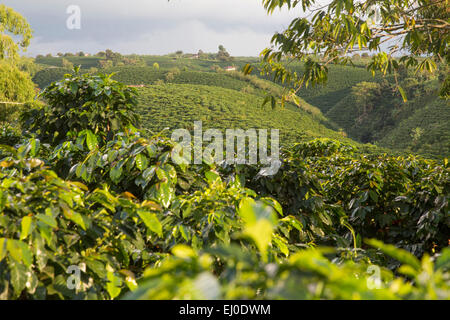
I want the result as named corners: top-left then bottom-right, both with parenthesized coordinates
top-left (34, 56), bottom-right (103, 69)
top-left (378, 98), bottom-right (450, 158)
top-left (32, 65), bottom-right (335, 131)
top-left (32, 67), bottom-right (72, 89)
top-left (294, 64), bottom-right (386, 113)
top-left (324, 77), bottom-right (449, 159)
top-left (135, 83), bottom-right (362, 148)
top-left (108, 66), bottom-right (323, 114)
top-left (142, 55), bottom-right (255, 71)
top-left (106, 66), bottom-right (251, 91)
top-left (29, 56), bottom-right (448, 159)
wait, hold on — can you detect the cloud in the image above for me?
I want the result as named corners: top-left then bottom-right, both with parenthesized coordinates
top-left (3, 0), bottom-right (302, 56)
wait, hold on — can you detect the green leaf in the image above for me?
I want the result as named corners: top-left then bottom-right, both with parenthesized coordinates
top-left (20, 216), bottom-right (32, 240)
top-left (135, 153), bottom-right (148, 171)
top-left (36, 214), bottom-right (58, 229)
top-left (70, 212), bottom-right (88, 230)
top-left (205, 170), bottom-right (221, 184)
top-left (10, 261), bottom-right (28, 296)
top-left (18, 241), bottom-right (33, 268)
top-left (137, 210), bottom-right (162, 237)
top-left (369, 190), bottom-right (378, 202)
top-left (70, 82), bottom-right (78, 94)
top-left (261, 197), bottom-right (283, 216)
top-left (86, 259), bottom-right (106, 279)
top-left (85, 130), bottom-right (98, 151)
top-left (280, 215), bottom-right (303, 232)
top-left (244, 219), bottom-right (274, 260)
top-left (435, 247), bottom-right (450, 270)
top-left (25, 271), bottom-right (38, 294)
top-left (242, 63), bottom-right (254, 75)
top-left (6, 239), bottom-right (23, 263)
top-left (142, 165), bottom-right (156, 181)
top-left (239, 198), bottom-right (278, 225)
top-left (157, 182), bottom-right (174, 208)
top-left (106, 265), bottom-right (122, 299)
top-left (238, 199), bottom-right (278, 261)
top-left (29, 139), bottom-right (40, 157)
top-left (273, 234), bottom-right (289, 257)
top-left (291, 94), bottom-right (301, 107)
top-left (172, 245), bottom-right (195, 259)
top-left (110, 162), bottom-right (124, 184)
top-left (179, 225), bottom-right (190, 242)
top-left (37, 222), bottom-right (53, 246)
top-left (398, 86), bottom-right (408, 102)
top-left (0, 238), bottom-right (6, 261)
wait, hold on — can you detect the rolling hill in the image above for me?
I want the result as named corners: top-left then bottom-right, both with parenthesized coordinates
top-left (135, 83), bottom-right (362, 148)
top-left (29, 55), bottom-right (448, 158)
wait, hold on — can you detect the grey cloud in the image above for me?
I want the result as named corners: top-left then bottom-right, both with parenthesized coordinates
top-left (3, 0), bottom-right (301, 56)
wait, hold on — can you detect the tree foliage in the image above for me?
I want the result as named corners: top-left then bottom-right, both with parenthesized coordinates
top-left (252, 0), bottom-right (450, 101)
top-left (217, 45), bottom-right (232, 62)
top-left (22, 68), bottom-right (140, 145)
top-left (0, 61), bottom-right (35, 104)
top-left (0, 5), bottom-right (33, 60)
top-left (0, 61), bottom-right (36, 128)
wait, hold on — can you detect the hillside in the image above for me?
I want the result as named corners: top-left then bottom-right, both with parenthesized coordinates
top-left (135, 83), bottom-right (359, 148)
top-left (378, 98), bottom-right (450, 158)
top-left (30, 56), bottom-right (448, 158)
top-left (31, 64), bottom-right (359, 149)
top-left (268, 62), bottom-right (384, 113)
top-left (281, 61), bottom-right (449, 159)
top-left (324, 77), bottom-right (449, 158)
top-left (34, 56), bottom-right (103, 69)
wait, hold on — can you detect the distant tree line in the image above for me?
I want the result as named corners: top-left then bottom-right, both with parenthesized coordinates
top-left (171, 45), bottom-right (234, 62)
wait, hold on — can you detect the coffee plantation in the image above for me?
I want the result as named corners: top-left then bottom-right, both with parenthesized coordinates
top-left (0, 71), bottom-right (448, 300)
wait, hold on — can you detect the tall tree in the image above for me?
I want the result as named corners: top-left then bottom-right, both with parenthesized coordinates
top-left (0, 4), bottom-right (33, 60)
top-left (0, 5), bottom-right (35, 114)
top-left (217, 45), bottom-right (232, 61)
top-left (247, 0), bottom-right (449, 103)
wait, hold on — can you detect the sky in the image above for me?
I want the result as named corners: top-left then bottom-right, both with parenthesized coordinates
top-left (3, 0), bottom-right (304, 57)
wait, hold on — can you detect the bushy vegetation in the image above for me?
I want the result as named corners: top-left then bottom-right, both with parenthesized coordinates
top-left (0, 61), bottom-right (36, 105)
top-left (242, 139), bottom-right (449, 258)
top-left (23, 68), bottom-right (139, 145)
top-left (0, 61), bottom-right (39, 145)
top-left (35, 56), bottom-right (103, 69)
top-left (1, 71), bottom-right (448, 300)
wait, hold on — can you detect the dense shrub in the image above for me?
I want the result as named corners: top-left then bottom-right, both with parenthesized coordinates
top-left (0, 61), bottom-right (36, 117)
top-left (22, 68), bottom-right (140, 145)
top-left (0, 140), bottom-right (164, 299)
top-left (241, 139), bottom-right (449, 259)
